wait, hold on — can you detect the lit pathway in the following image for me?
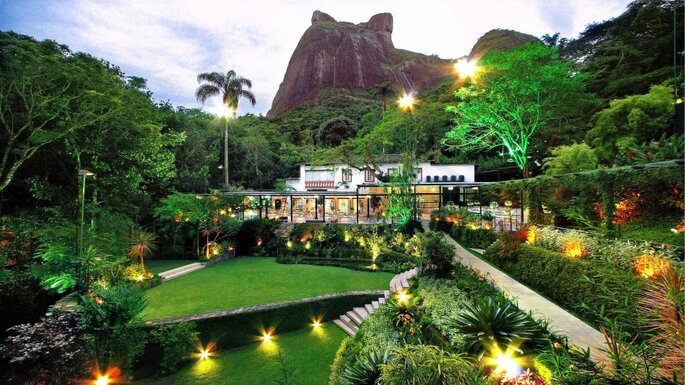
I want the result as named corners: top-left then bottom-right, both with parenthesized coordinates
top-left (439, 233), bottom-right (609, 363)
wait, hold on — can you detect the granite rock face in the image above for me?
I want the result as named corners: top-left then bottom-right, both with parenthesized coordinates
top-left (468, 29), bottom-right (539, 58)
top-left (267, 11), bottom-right (449, 117)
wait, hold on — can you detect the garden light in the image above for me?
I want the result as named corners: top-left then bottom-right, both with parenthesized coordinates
top-left (527, 226), bottom-right (537, 245)
top-left (454, 58), bottom-right (479, 78)
top-left (95, 375), bottom-right (110, 385)
top-left (397, 290), bottom-right (409, 303)
top-left (257, 238), bottom-right (263, 246)
top-left (262, 332), bottom-right (272, 342)
top-left (312, 317), bottom-right (322, 329)
top-left (136, 274), bottom-right (144, 282)
top-left (397, 93), bottom-right (415, 110)
top-left (195, 342), bottom-right (216, 361)
top-left (634, 254), bottom-right (670, 278)
top-left (484, 346), bottom-right (523, 379)
top-left (287, 240), bottom-right (293, 248)
top-left (305, 241), bottom-right (311, 250)
top-left (562, 239), bottom-right (587, 259)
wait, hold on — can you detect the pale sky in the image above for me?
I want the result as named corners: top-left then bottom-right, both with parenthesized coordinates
top-left (0, 0), bottom-right (631, 116)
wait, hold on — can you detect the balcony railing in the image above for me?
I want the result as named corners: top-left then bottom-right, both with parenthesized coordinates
top-left (305, 181), bottom-right (335, 189)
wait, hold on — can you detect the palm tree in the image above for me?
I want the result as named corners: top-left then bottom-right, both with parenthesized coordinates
top-left (374, 81), bottom-right (394, 112)
top-left (128, 230), bottom-right (157, 270)
top-left (195, 70), bottom-right (256, 188)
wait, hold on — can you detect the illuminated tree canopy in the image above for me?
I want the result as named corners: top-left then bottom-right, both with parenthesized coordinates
top-left (443, 43), bottom-right (595, 174)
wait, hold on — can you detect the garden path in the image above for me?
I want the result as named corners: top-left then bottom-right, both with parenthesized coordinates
top-left (440, 233), bottom-right (610, 363)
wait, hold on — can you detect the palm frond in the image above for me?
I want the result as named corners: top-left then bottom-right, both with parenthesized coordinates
top-left (195, 84), bottom-right (221, 103)
top-left (239, 89), bottom-right (257, 106)
top-left (197, 72), bottom-right (225, 86)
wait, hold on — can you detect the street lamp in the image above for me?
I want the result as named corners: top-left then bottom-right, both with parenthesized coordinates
top-left (77, 169), bottom-right (95, 293)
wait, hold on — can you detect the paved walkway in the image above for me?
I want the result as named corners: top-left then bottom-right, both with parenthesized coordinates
top-left (440, 234), bottom-right (609, 363)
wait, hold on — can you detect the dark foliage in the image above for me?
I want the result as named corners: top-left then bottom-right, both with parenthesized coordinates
top-left (415, 232), bottom-right (455, 278)
top-left (0, 311), bottom-right (90, 385)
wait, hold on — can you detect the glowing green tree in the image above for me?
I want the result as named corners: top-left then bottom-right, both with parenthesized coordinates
top-left (443, 43), bottom-right (594, 177)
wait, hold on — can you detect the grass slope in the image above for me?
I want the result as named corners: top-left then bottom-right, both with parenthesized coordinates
top-left (141, 257), bottom-right (392, 320)
top-left (135, 323), bottom-right (346, 385)
top-left (146, 259), bottom-right (195, 274)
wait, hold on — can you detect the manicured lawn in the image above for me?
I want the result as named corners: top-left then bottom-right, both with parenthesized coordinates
top-left (146, 259), bottom-right (195, 274)
top-left (141, 257), bottom-right (392, 320)
top-left (134, 323), bottom-right (346, 385)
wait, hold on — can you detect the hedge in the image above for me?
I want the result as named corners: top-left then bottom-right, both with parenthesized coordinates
top-left (484, 241), bottom-right (645, 335)
top-left (183, 293), bottom-right (379, 349)
top-left (450, 226), bottom-right (498, 249)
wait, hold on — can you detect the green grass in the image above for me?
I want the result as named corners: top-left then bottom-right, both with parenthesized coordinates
top-left (141, 257), bottom-right (392, 320)
top-left (134, 323), bottom-right (346, 385)
top-left (146, 259), bottom-right (196, 274)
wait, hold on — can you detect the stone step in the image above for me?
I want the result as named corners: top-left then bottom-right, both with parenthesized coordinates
top-left (371, 300), bottom-right (380, 309)
top-left (364, 303), bottom-right (375, 314)
top-left (379, 297), bottom-right (386, 305)
top-left (160, 263), bottom-right (204, 280)
top-left (158, 262), bottom-right (198, 277)
top-left (334, 319), bottom-right (358, 336)
top-left (383, 290), bottom-right (391, 298)
top-left (353, 306), bottom-right (369, 320)
top-left (400, 274), bottom-right (409, 288)
top-left (346, 310), bottom-right (363, 326)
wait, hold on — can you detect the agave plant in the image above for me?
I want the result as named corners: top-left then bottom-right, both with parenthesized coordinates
top-left (128, 230), bottom-right (157, 269)
top-left (454, 298), bottom-right (547, 358)
top-left (342, 349), bottom-right (389, 385)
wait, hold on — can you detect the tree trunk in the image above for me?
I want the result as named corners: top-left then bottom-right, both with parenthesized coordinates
top-left (223, 118), bottom-right (229, 188)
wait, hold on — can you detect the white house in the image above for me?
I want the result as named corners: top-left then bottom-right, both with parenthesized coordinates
top-left (285, 161), bottom-right (475, 192)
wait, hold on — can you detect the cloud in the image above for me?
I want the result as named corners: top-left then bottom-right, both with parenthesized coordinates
top-left (1, 0), bottom-right (633, 116)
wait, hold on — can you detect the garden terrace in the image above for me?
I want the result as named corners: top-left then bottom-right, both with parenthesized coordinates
top-left (141, 257), bottom-right (393, 320)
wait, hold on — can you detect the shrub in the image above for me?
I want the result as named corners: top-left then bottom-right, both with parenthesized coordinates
top-left (0, 311), bottom-right (89, 385)
top-left (414, 277), bottom-right (470, 350)
top-left (235, 218), bottom-right (281, 255)
top-left (79, 283), bottom-right (147, 371)
top-left (454, 298), bottom-right (548, 357)
top-left (378, 345), bottom-right (473, 385)
top-left (396, 219), bottom-right (424, 235)
top-left (376, 250), bottom-right (413, 265)
top-left (415, 232), bottom-right (455, 278)
top-left (450, 226), bottom-right (498, 249)
top-left (150, 322), bottom-right (200, 375)
top-left (355, 305), bottom-right (401, 354)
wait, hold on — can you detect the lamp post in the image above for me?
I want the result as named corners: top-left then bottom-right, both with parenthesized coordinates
top-left (77, 169), bottom-right (95, 293)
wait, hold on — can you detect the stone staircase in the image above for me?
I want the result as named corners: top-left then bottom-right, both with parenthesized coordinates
top-left (158, 262), bottom-right (205, 281)
top-left (334, 267), bottom-right (419, 336)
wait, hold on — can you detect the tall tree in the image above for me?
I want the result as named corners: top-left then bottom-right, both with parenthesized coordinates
top-left (374, 81), bottom-right (394, 112)
top-left (443, 43), bottom-right (595, 177)
top-left (195, 70), bottom-right (256, 188)
top-left (0, 32), bottom-right (114, 194)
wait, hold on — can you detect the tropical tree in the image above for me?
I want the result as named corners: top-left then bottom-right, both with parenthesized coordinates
top-left (128, 230), bottom-right (157, 269)
top-left (374, 81), bottom-right (395, 112)
top-left (443, 43), bottom-right (595, 178)
top-left (195, 70), bottom-right (256, 188)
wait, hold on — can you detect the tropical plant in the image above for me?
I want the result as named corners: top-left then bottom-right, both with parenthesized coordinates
top-left (453, 298), bottom-right (547, 358)
top-left (342, 349), bottom-right (389, 385)
top-left (377, 345), bottom-right (473, 385)
top-left (374, 81), bottom-right (395, 112)
top-left (128, 230), bottom-right (156, 269)
top-left (195, 69), bottom-right (256, 187)
top-left (638, 269), bottom-right (684, 381)
top-left (78, 283), bottom-right (147, 371)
